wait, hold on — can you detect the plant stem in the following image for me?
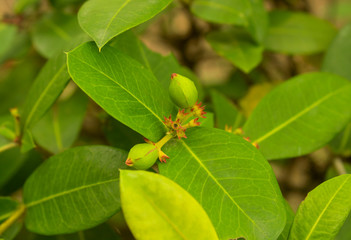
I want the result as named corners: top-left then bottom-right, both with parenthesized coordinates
top-left (0, 142), bottom-right (17, 153)
top-left (155, 134), bottom-right (173, 149)
top-left (0, 204), bottom-right (25, 235)
top-left (333, 157), bottom-right (347, 175)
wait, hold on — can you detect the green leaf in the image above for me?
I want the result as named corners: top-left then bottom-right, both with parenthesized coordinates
top-left (103, 117), bottom-right (143, 151)
top-left (329, 122), bottom-right (351, 156)
top-left (31, 12), bottom-right (88, 59)
top-left (0, 57), bottom-right (41, 114)
top-left (0, 24), bottom-right (17, 60)
top-left (23, 146), bottom-right (127, 235)
top-left (1, 222), bottom-right (22, 240)
top-left (0, 114), bottom-right (16, 141)
top-left (206, 28), bottom-right (263, 73)
top-left (0, 198), bottom-right (19, 223)
top-left (32, 90), bottom-right (88, 154)
top-left (289, 174), bottom-right (351, 240)
top-left (67, 42), bottom-right (176, 142)
top-left (335, 212), bottom-right (351, 240)
top-left (323, 23), bottom-right (351, 80)
top-left (278, 200), bottom-right (294, 240)
top-left (120, 170), bottom-right (219, 240)
top-left (210, 89), bottom-right (245, 129)
top-left (243, 72), bottom-right (351, 160)
top-left (21, 53), bottom-right (70, 131)
top-left (78, 0), bottom-right (172, 49)
top-left (191, 0), bottom-right (267, 42)
top-left (264, 10), bottom-right (337, 55)
top-left (159, 127), bottom-right (286, 240)
top-left (110, 30), bottom-right (204, 99)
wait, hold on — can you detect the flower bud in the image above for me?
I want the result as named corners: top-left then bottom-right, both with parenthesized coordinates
top-left (125, 143), bottom-right (158, 170)
top-left (169, 73), bottom-right (198, 109)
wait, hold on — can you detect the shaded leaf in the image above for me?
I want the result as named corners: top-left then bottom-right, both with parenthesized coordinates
top-left (207, 28), bottom-right (263, 73)
top-left (0, 114), bottom-right (16, 141)
top-left (289, 175), bottom-right (351, 240)
top-left (14, 0), bottom-right (39, 13)
top-left (159, 127), bottom-right (286, 240)
top-left (210, 89), bottom-right (245, 129)
top-left (32, 90), bottom-right (88, 154)
top-left (264, 10), bottom-right (337, 55)
top-left (23, 146), bottom-right (127, 235)
top-left (67, 42), bottom-right (176, 142)
top-left (120, 170), bottom-right (219, 240)
top-left (31, 12), bottom-right (88, 59)
top-left (0, 198), bottom-right (19, 223)
top-left (78, 0), bottom-right (172, 49)
top-left (243, 72), bottom-right (351, 160)
top-left (277, 200), bottom-right (294, 240)
top-left (329, 122), bottom-right (351, 156)
top-left (21, 53), bottom-right (70, 131)
top-left (0, 24), bottom-right (17, 60)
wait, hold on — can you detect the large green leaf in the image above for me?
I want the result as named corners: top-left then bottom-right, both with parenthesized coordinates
top-left (289, 174), bottom-right (351, 240)
top-left (323, 23), bottom-right (351, 80)
top-left (191, 0), bottom-right (267, 42)
top-left (31, 12), bottom-right (88, 59)
top-left (278, 200), bottom-right (294, 240)
top-left (32, 90), bottom-right (88, 154)
top-left (78, 0), bottom-right (172, 49)
top-left (120, 170), bottom-right (219, 240)
top-left (210, 90), bottom-right (245, 129)
top-left (23, 146), bottom-right (127, 235)
top-left (243, 72), bottom-right (351, 160)
top-left (0, 198), bottom-right (19, 223)
top-left (159, 127), bottom-right (286, 240)
top-left (110, 30), bottom-right (204, 98)
top-left (264, 10), bottom-right (337, 55)
top-left (206, 29), bottom-right (263, 73)
top-left (0, 24), bottom-right (16, 60)
top-left (67, 42), bottom-right (176, 142)
top-left (21, 53), bottom-right (70, 131)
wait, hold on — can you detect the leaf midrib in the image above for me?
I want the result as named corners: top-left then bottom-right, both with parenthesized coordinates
top-left (26, 178), bottom-right (118, 208)
top-left (68, 53), bottom-right (166, 129)
top-left (24, 64), bottom-right (67, 129)
top-left (180, 140), bottom-right (266, 237)
top-left (253, 86), bottom-right (348, 143)
top-left (304, 175), bottom-right (351, 240)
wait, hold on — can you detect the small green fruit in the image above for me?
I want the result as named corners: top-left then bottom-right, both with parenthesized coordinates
top-left (125, 143), bottom-right (158, 170)
top-left (169, 73), bottom-right (198, 108)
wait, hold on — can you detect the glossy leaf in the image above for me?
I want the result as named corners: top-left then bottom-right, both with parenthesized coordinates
top-left (0, 198), bottom-right (19, 223)
top-left (159, 127), bottom-right (286, 240)
top-left (323, 23), bottom-right (351, 80)
top-left (289, 174), bottom-right (351, 240)
top-left (31, 12), bottom-right (88, 59)
top-left (0, 24), bottom-right (16, 60)
top-left (243, 72), bottom-right (351, 160)
top-left (78, 0), bottom-right (172, 49)
top-left (207, 29), bottom-right (263, 73)
top-left (210, 89), bottom-right (245, 129)
top-left (264, 10), bottom-right (337, 55)
top-left (23, 146), bottom-right (127, 235)
top-left (32, 90), bottom-right (88, 154)
top-left (191, 0), bottom-right (267, 42)
top-left (110, 30), bottom-right (203, 98)
top-left (67, 42), bottom-right (176, 142)
top-left (120, 170), bottom-right (219, 240)
top-left (21, 53), bottom-right (70, 131)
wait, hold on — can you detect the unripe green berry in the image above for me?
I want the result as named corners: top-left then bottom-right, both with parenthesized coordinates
top-left (169, 73), bottom-right (198, 109)
top-left (125, 143), bottom-right (158, 170)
